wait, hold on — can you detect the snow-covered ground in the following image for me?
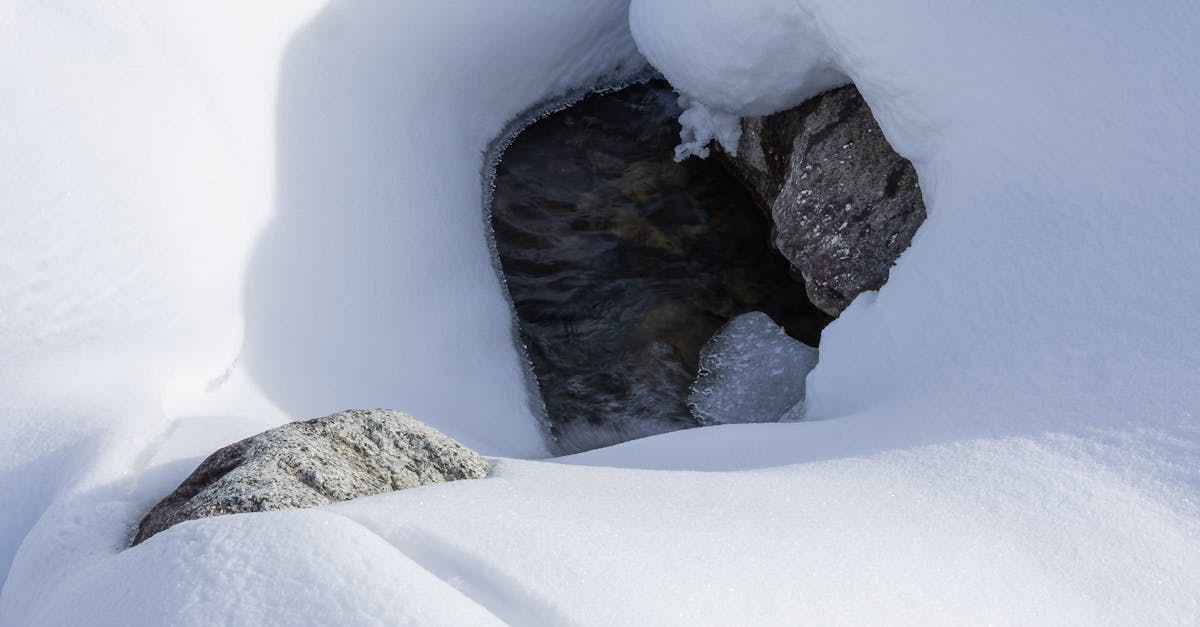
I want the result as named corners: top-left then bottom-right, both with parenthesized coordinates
top-left (2, 0), bottom-right (1198, 624)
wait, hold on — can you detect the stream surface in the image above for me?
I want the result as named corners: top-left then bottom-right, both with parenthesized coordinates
top-left (491, 81), bottom-right (830, 453)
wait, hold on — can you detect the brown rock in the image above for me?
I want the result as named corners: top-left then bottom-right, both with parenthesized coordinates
top-left (720, 85), bottom-right (926, 316)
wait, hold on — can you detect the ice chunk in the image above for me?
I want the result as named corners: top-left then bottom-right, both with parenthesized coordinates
top-left (673, 94), bottom-right (742, 160)
top-left (689, 312), bottom-right (818, 425)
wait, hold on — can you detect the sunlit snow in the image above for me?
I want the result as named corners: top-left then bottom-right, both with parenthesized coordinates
top-left (2, 0), bottom-right (1199, 624)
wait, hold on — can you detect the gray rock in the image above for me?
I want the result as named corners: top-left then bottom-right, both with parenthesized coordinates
top-left (720, 85), bottom-right (926, 316)
top-left (132, 409), bottom-right (488, 545)
top-left (689, 312), bottom-right (819, 425)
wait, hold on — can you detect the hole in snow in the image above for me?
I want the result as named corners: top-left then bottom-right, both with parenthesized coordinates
top-left (489, 81), bottom-right (832, 454)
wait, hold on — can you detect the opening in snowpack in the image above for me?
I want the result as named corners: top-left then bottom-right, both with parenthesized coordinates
top-left (489, 81), bottom-right (832, 454)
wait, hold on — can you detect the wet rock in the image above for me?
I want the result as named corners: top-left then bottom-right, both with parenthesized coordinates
top-left (491, 81), bottom-right (830, 454)
top-left (720, 85), bottom-right (926, 316)
top-left (689, 312), bottom-right (818, 425)
top-left (132, 409), bottom-right (488, 545)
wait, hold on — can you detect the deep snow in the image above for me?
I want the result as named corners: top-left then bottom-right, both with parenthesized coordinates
top-left (2, 0), bottom-right (1199, 624)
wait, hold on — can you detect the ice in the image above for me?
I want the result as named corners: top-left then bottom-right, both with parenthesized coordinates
top-left (673, 94), bottom-right (742, 160)
top-left (689, 312), bottom-right (818, 425)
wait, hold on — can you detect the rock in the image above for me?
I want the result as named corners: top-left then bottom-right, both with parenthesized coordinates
top-left (719, 85), bottom-right (926, 316)
top-left (132, 409), bottom-right (488, 545)
top-left (689, 312), bottom-right (819, 425)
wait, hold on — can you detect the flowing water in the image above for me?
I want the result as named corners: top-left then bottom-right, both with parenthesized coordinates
top-left (491, 81), bottom-right (831, 454)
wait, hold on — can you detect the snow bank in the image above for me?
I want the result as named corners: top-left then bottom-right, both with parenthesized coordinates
top-left (632, 0), bottom-right (1200, 434)
top-left (3, 0), bottom-right (1200, 624)
top-left (630, 0), bottom-right (846, 116)
top-left (1, 0), bottom-right (643, 620)
top-left (0, 1), bottom-right (328, 594)
top-left (627, 0), bottom-right (1200, 619)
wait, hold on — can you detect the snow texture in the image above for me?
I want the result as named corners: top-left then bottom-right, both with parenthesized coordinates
top-left (689, 312), bottom-right (818, 425)
top-left (2, 0), bottom-right (1200, 624)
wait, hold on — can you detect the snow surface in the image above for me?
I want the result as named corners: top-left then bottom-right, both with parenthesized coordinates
top-left (3, 0), bottom-right (1200, 624)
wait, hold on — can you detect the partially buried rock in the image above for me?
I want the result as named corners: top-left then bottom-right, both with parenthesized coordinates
top-left (689, 312), bottom-right (819, 425)
top-left (132, 409), bottom-right (488, 545)
top-left (719, 85), bottom-right (927, 316)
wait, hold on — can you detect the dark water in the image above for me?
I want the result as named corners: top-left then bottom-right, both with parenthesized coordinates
top-left (491, 81), bottom-right (831, 454)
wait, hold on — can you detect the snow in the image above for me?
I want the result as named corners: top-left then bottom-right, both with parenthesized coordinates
top-left (33, 510), bottom-right (506, 626)
top-left (672, 95), bottom-right (741, 160)
top-left (3, 0), bottom-right (1200, 624)
top-left (629, 0), bottom-right (846, 116)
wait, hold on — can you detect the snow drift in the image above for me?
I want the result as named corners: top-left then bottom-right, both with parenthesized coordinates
top-left (1, 0), bottom-right (1198, 624)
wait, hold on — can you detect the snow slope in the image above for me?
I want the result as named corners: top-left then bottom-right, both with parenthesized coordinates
top-left (0, 0), bottom-right (642, 615)
top-left (3, 0), bottom-right (1200, 624)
